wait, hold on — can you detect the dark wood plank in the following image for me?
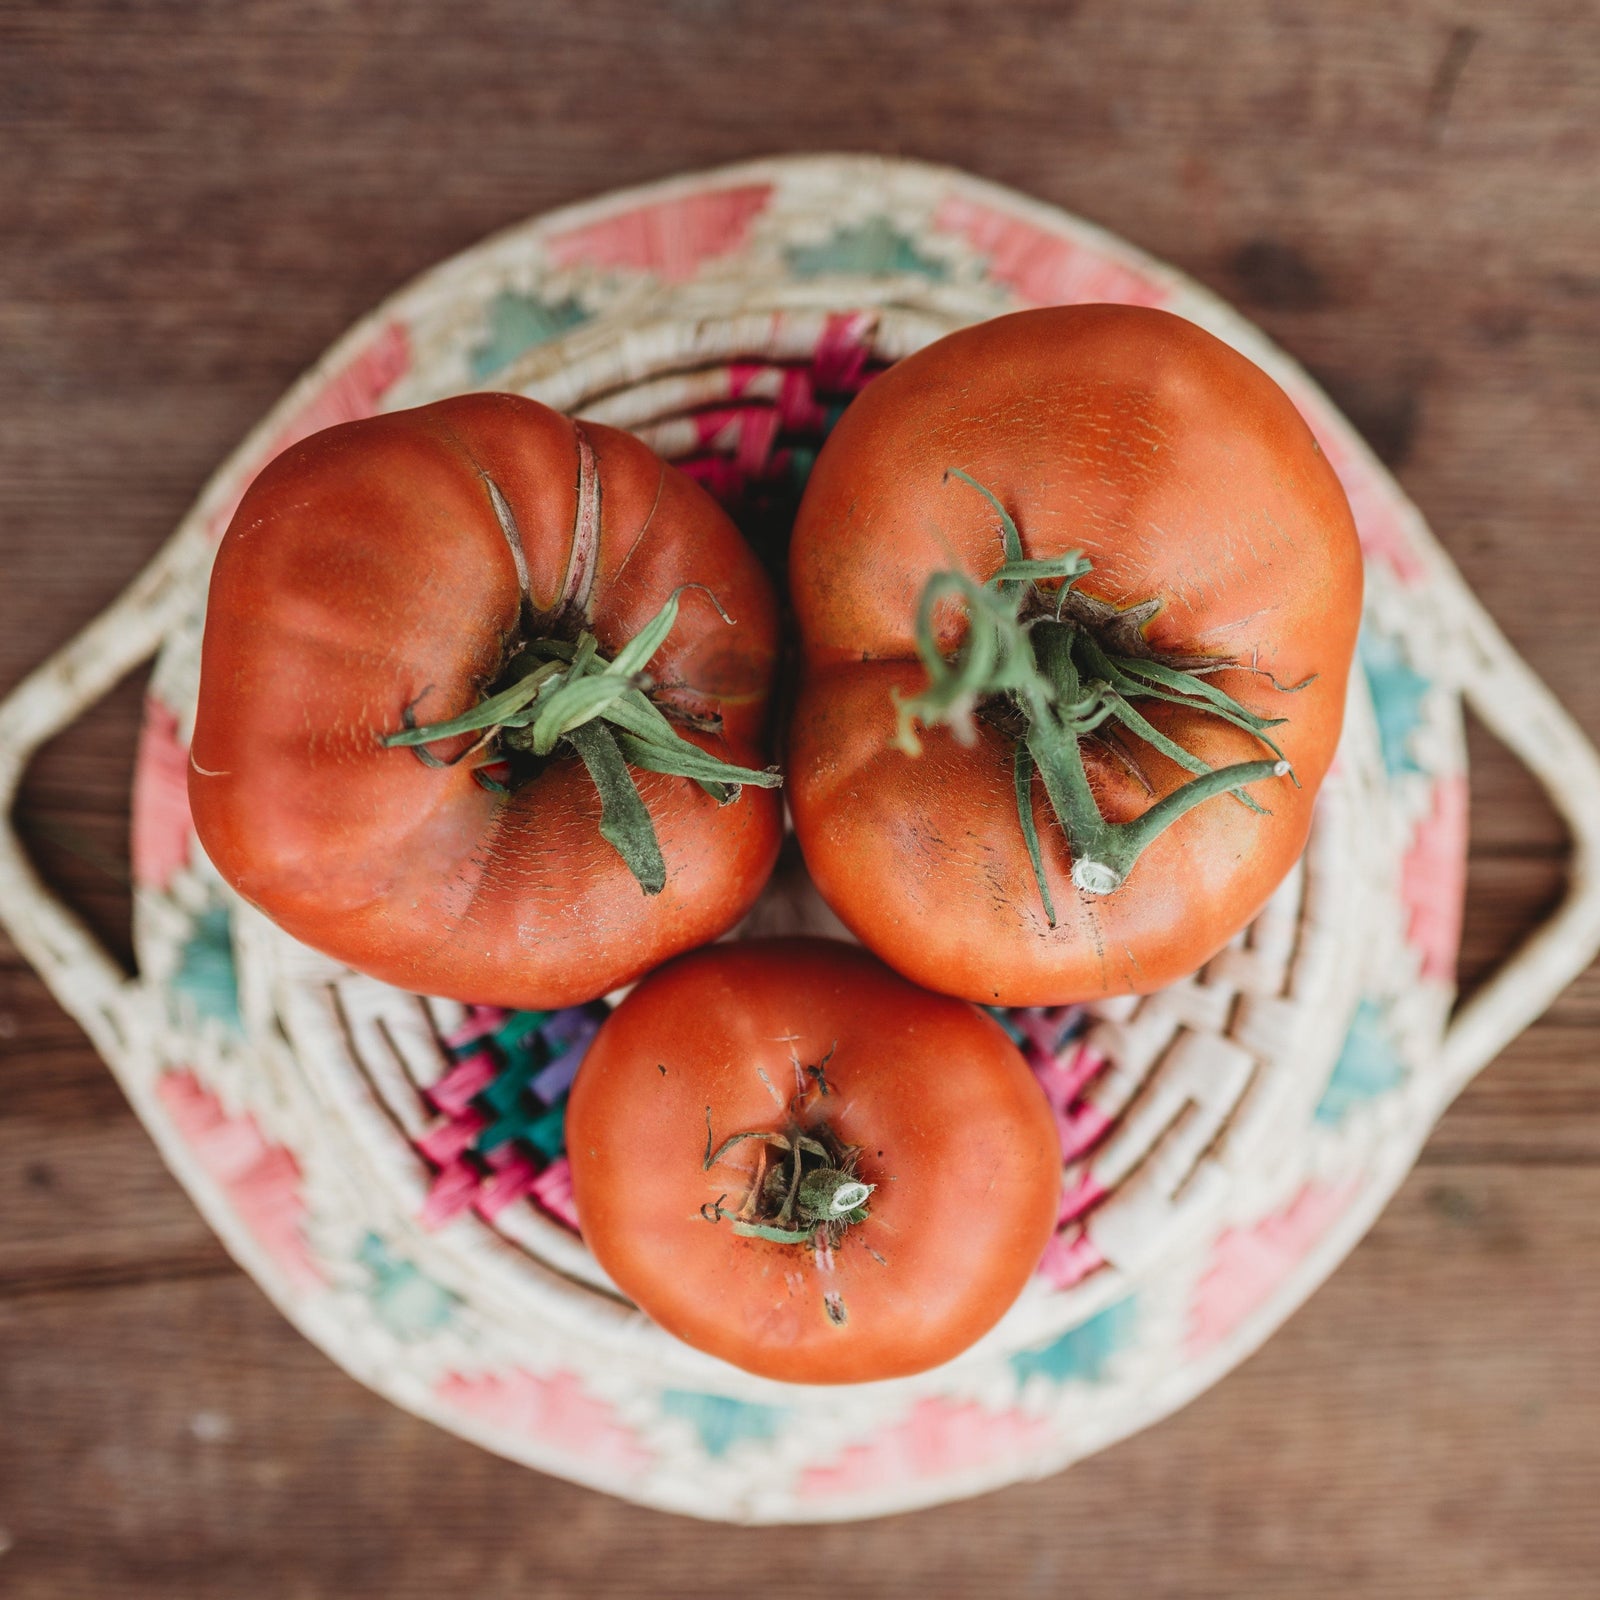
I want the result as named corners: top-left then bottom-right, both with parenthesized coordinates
top-left (1426, 1027), bottom-right (1600, 1163)
top-left (2, 0), bottom-right (1598, 1593)
top-left (0, 1112), bottom-right (228, 1294)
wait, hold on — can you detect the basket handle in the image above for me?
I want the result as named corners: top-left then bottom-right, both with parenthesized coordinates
top-left (0, 523), bottom-right (208, 1061)
top-left (1434, 570), bottom-right (1600, 1096)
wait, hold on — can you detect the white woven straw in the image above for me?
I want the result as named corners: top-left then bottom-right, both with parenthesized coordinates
top-left (2, 157), bottom-right (1598, 1522)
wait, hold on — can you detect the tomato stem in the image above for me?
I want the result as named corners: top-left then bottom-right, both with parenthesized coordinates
top-left (379, 584), bottom-right (781, 895)
top-left (894, 471), bottom-right (1303, 921)
top-left (701, 1100), bottom-right (875, 1250)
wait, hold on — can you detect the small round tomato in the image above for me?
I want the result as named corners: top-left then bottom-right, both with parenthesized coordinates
top-left (190, 393), bottom-right (783, 1008)
top-left (565, 938), bottom-right (1061, 1384)
top-left (788, 306), bottom-right (1362, 1005)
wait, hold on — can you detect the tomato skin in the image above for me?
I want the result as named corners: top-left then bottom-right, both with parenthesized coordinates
top-left (190, 393), bottom-right (782, 1008)
top-left (788, 306), bottom-right (1363, 1005)
top-left (566, 938), bottom-right (1062, 1384)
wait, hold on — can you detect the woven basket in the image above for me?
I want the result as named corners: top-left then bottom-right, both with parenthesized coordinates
top-left (3, 156), bottom-right (1599, 1523)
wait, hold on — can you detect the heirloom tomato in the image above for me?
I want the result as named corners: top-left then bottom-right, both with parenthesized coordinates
top-left (788, 306), bottom-right (1362, 1006)
top-left (565, 938), bottom-right (1062, 1384)
top-left (190, 393), bottom-right (783, 1008)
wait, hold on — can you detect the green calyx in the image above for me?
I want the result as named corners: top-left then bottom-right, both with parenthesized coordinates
top-left (382, 584), bottom-right (782, 895)
top-left (894, 471), bottom-right (1304, 923)
top-left (700, 1107), bottom-right (875, 1248)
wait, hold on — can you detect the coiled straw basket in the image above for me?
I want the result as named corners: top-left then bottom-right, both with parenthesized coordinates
top-left (3, 157), bottom-right (1599, 1523)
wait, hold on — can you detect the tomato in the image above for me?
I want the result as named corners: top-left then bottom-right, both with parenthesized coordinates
top-left (788, 306), bottom-right (1363, 1005)
top-left (190, 393), bottom-right (783, 1008)
top-left (565, 938), bottom-right (1061, 1384)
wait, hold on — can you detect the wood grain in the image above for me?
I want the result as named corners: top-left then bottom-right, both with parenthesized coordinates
top-left (1, 1169), bottom-right (1597, 1599)
top-left (2, 0), bottom-right (1598, 1594)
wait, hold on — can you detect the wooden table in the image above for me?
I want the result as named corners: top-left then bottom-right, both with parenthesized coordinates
top-left (3, 3), bottom-right (1597, 1593)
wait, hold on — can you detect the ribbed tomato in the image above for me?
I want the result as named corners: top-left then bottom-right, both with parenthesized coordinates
top-left (788, 306), bottom-right (1363, 1005)
top-left (190, 393), bottom-right (783, 1007)
top-left (565, 938), bottom-right (1062, 1384)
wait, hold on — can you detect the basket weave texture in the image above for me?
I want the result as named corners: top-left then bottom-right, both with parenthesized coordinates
top-left (3, 157), bottom-right (1599, 1523)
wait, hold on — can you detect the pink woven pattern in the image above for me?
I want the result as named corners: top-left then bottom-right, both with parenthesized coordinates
top-left (416, 1108), bottom-right (487, 1167)
top-left (1034, 1040), bottom-right (1112, 1156)
top-left (1057, 1168), bottom-right (1109, 1226)
top-left (420, 1141), bottom-right (549, 1229)
top-left (934, 195), bottom-right (1170, 310)
top-left (435, 1368), bottom-right (650, 1475)
top-left (676, 311), bottom-right (880, 503)
top-left (692, 404), bottom-right (783, 473)
top-left (811, 310), bottom-right (877, 391)
top-left (547, 184), bottom-right (772, 284)
top-left (414, 1005), bottom-right (588, 1231)
top-left (130, 697), bottom-right (191, 892)
top-left (1403, 774), bottom-right (1470, 982)
top-left (529, 1158), bottom-right (579, 1229)
top-left (1036, 1231), bottom-right (1108, 1291)
top-left (157, 1069), bottom-right (323, 1291)
top-left (1186, 1178), bottom-right (1360, 1356)
top-left (1006, 1016), bottom-right (1116, 1284)
top-left (472, 1151), bottom-right (543, 1222)
top-left (798, 1398), bottom-right (1055, 1500)
top-left (421, 1007), bottom-right (520, 1227)
top-left (428, 1049), bottom-right (499, 1116)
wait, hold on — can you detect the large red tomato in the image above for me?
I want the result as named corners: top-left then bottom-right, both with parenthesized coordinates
top-left (565, 938), bottom-right (1062, 1384)
top-left (190, 393), bottom-right (782, 1008)
top-left (788, 306), bottom-right (1363, 1006)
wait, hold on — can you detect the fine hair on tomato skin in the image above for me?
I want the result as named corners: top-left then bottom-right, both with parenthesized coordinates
top-left (787, 305), bottom-right (1364, 1007)
top-left (189, 393), bottom-right (784, 1009)
top-left (566, 937), bottom-right (1063, 1385)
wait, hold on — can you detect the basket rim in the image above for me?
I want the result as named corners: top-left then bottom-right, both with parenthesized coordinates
top-left (7, 152), bottom-right (1594, 1523)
